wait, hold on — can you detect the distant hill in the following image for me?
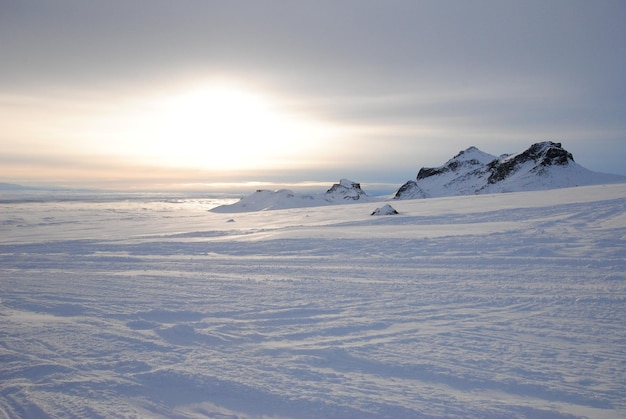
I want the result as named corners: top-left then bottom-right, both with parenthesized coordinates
top-left (211, 179), bottom-right (374, 212)
top-left (394, 142), bottom-right (625, 200)
top-left (0, 182), bottom-right (39, 191)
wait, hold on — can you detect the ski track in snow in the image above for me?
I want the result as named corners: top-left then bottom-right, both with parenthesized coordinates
top-left (0, 184), bottom-right (625, 418)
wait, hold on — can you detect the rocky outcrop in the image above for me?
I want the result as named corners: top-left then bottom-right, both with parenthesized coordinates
top-left (325, 179), bottom-right (369, 201)
top-left (486, 141), bottom-right (573, 184)
top-left (416, 146), bottom-right (496, 181)
top-left (371, 204), bottom-right (399, 216)
top-left (393, 181), bottom-right (428, 199)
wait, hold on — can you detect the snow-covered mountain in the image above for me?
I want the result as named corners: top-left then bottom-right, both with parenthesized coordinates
top-left (212, 142), bottom-right (624, 212)
top-left (395, 141), bottom-right (625, 199)
top-left (325, 178), bottom-right (369, 201)
top-left (211, 179), bottom-right (373, 212)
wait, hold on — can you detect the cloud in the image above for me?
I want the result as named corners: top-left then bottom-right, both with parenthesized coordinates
top-left (1, 0), bottom-right (625, 188)
top-left (3, 1), bottom-right (624, 91)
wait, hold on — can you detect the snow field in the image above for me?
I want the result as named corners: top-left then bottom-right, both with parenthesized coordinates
top-left (0, 184), bottom-right (625, 418)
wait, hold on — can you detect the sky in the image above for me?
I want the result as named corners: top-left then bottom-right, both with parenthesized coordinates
top-left (1, 0), bottom-right (625, 191)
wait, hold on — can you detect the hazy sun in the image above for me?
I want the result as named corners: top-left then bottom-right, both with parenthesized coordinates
top-left (103, 82), bottom-right (341, 172)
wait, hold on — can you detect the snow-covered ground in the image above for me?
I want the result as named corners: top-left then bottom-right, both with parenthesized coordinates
top-left (1, 184), bottom-right (625, 418)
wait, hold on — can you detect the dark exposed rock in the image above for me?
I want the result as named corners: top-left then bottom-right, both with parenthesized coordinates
top-left (487, 159), bottom-right (516, 184)
top-left (394, 180), bottom-right (427, 200)
top-left (417, 166), bottom-right (446, 180)
top-left (371, 204), bottom-right (399, 216)
top-left (417, 146), bottom-right (496, 181)
top-left (487, 142), bottom-right (574, 184)
top-left (326, 179), bottom-right (368, 200)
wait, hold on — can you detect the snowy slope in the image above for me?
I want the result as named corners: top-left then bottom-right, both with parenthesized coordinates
top-left (395, 141), bottom-right (625, 199)
top-left (1, 184), bottom-right (625, 418)
top-left (212, 178), bottom-right (375, 212)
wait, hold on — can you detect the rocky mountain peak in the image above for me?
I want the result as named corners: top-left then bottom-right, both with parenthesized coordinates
top-left (326, 179), bottom-right (368, 200)
top-left (487, 141), bottom-right (574, 184)
top-left (417, 147), bottom-right (496, 181)
top-left (452, 146), bottom-right (497, 164)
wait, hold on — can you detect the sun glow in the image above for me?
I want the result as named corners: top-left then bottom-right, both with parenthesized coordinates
top-left (101, 82), bottom-right (342, 172)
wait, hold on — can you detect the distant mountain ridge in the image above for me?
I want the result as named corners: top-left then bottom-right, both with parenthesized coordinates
top-left (0, 182), bottom-right (39, 191)
top-left (9, 142), bottom-right (619, 212)
top-left (394, 141), bottom-right (624, 200)
top-left (212, 142), bottom-right (625, 212)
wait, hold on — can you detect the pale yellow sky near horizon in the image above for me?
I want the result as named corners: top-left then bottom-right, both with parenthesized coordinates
top-left (0, 80), bottom-right (365, 189)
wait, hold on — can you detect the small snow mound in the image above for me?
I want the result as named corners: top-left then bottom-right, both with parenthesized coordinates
top-left (371, 204), bottom-right (399, 216)
top-left (157, 324), bottom-right (196, 345)
top-left (394, 181), bottom-right (427, 200)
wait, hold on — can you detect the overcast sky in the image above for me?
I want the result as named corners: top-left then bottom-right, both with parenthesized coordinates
top-left (1, 1), bottom-right (625, 190)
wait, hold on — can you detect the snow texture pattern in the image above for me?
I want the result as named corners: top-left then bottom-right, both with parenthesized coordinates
top-left (1, 184), bottom-right (625, 418)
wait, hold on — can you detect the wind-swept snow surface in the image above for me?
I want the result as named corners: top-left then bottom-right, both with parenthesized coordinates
top-left (1, 185), bottom-right (625, 418)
